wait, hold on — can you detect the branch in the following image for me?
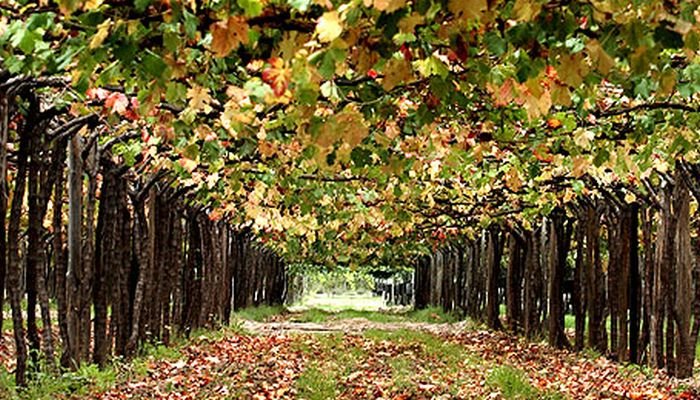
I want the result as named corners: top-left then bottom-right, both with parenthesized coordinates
top-left (247, 11), bottom-right (315, 32)
top-left (47, 113), bottom-right (99, 142)
top-left (100, 131), bottom-right (140, 153)
top-left (594, 102), bottom-right (700, 118)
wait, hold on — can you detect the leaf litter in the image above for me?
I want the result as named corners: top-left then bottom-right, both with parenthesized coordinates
top-left (91, 317), bottom-right (699, 399)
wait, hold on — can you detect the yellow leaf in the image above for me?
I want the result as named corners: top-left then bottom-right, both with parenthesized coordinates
top-left (210, 16), bottom-right (249, 58)
top-left (448, 0), bottom-right (487, 21)
top-left (315, 107), bottom-right (369, 149)
top-left (573, 129), bottom-right (595, 149)
top-left (511, 0), bottom-right (541, 22)
top-left (336, 108), bottom-right (369, 147)
top-left (505, 168), bottom-right (523, 192)
top-left (58, 0), bottom-right (82, 14)
top-left (557, 53), bottom-right (589, 87)
top-left (586, 40), bottom-right (614, 75)
top-left (572, 156), bottom-right (589, 178)
top-left (551, 84), bottom-right (572, 107)
top-left (624, 191), bottom-right (637, 204)
top-left (382, 58), bottom-right (413, 91)
top-left (178, 158), bottom-right (198, 173)
top-left (187, 85), bottom-right (213, 113)
top-left (657, 69), bottom-right (677, 97)
top-left (89, 19), bottom-right (111, 49)
top-left (519, 79), bottom-right (551, 120)
top-left (83, 0), bottom-right (103, 10)
top-left (398, 12), bottom-right (424, 33)
top-left (316, 11), bottom-right (343, 43)
top-left (489, 78), bottom-right (517, 107)
top-left (563, 188), bottom-right (576, 203)
top-left (373, 0), bottom-right (406, 13)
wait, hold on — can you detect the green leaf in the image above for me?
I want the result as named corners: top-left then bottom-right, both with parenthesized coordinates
top-left (484, 31), bottom-right (506, 56)
top-left (238, 0), bottom-right (263, 17)
top-left (413, 56), bottom-right (449, 78)
top-left (141, 51), bottom-right (169, 79)
top-left (135, 0), bottom-right (152, 12)
top-left (288, 0), bottom-right (312, 12)
top-left (592, 147), bottom-right (609, 167)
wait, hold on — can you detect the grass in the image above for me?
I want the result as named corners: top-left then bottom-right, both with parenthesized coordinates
top-left (228, 301), bottom-right (460, 325)
top-left (296, 362), bottom-right (338, 399)
top-left (294, 333), bottom-right (366, 398)
top-left (364, 328), bottom-right (470, 368)
top-left (231, 305), bottom-right (285, 322)
top-left (0, 338), bottom-right (185, 399)
top-left (287, 306), bottom-right (459, 324)
top-left (299, 293), bottom-right (386, 311)
top-left (487, 365), bottom-right (565, 400)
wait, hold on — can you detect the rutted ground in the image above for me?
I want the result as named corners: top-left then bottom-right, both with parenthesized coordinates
top-left (93, 310), bottom-right (699, 400)
top-left (2, 309), bottom-right (699, 399)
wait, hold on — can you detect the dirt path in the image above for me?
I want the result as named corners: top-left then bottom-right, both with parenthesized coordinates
top-left (93, 318), bottom-right (700, 400)
top-left (241, 318), bottom-right (470, 335)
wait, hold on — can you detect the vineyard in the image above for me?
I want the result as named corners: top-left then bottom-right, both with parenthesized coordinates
top-left (1, 0), bottom-right (700, 398)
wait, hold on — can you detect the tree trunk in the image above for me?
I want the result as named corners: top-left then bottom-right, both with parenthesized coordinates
top-left (586, 204), bottom-right (606, 353)
top-left (628, 203), bottom-right (641, 364)
top-left (127, 189), bottom-right (155, 354)
top-left (8, 126), bottom-right (30, 385)
top-left (486, 227), bottom-right (503, 330)
top-left (506, 231), bottom-right (525, 333)
top-left (0, 94), bottom-right (8, 340)
top-left (672, 176), bottom-right (693, 378)
top-left (524, 229), bottom-right (540, 339)
top-left (79, 144), bottom-right (97, 360)
top-left (548, 211), bottom-right (571, 349)
top-left (53, 137), bottom-right (70, 368)
top-left (573, 215), bottom-right (586, 351)
top-left (66, 133), bottom-right (86, 368)
top-left (651, 185), bottom-right (671, 369)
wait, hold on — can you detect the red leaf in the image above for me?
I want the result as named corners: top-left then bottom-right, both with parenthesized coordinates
top-left (261, 57), bottom-right (291, 97)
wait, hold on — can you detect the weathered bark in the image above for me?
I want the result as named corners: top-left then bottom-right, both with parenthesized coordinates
top-left (27, 127), bottom-right (62, 368)
top-left (94, 162), bottom-right (121, 365)
top-left (573, 215), bottom-right (586, 351)
top-left (53, 138), bottom-right (70, 368)
top-left (524, 229), bottom-right (541, 339)
top-left (0, 94), bottom-right (8, 340)
top-left (548, 211), bottom-right (571, 349)
top-left (486, 227), bottom-right (503, 330)
top-left (414, 255), bottom-right (430, 309)
top-left (506, 231), bottom-right (525, 333)
top-left (26, 116), bottom-right (43, 368)
top-left (66, 133), bottom-right (85, 368)
top-left (112, 173), bottom-right (132, 356)
top-left (628, 204), bottom-right (641, 364)
top-left (672, 177), bottom-right (693, 378)
top-left (79, 143), bottom-right (97, 360)
top-left (8, 125), bottom-right (30, 385)
top-left (183, 211), bottom-right (202, 332)
top-left (127, 189), bottom-right (155, 354)
top-left (607, 211), bottom-right (619, 358)
top-left (651, 185), bottom-right (671, 369)
top-left (639, 205), bottom-right (654, 365)
top-left (585, 204), bottom-right (606, 353)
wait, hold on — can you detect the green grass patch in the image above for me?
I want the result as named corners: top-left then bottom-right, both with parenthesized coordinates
top-left (388, 356), bottom-right (414, 391)
top-left (0, 363), bottom-right (118, 400)
top-left (487, 366), bottom-right (564, 400)
top-left (231, 305), bottom-right (285, 322)
top-left (364, 329), bottom-right (475, 370)
top-left (406, 307), bottom-right (460, 323)
top-left (288, 306), bottom-right (459, 324)
top-left (296, 362), bottom-right (337, 399)
top-left (294, 333), bottom-right (366, 399)
top-left (0, 337), bottom-right (186, 399)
